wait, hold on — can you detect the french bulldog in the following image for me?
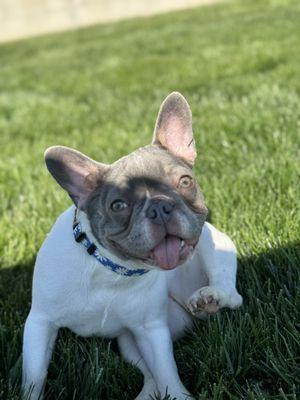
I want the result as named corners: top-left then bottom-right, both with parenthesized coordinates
top-left (22, 92), bottom-right (243, 400)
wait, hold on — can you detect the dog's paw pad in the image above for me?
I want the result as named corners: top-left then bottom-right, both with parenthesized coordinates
top-left (187, 287), bottom-right (221, 315)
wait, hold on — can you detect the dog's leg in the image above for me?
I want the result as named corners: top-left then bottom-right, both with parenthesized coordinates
top-left (187, 222), bottom-right (243, 315)
top-left (22, 313), bottom-right (58, 400)
top-left (118, 331), bottom-right (157, 400)
top-left (132, 324), bottom-right (194, 400)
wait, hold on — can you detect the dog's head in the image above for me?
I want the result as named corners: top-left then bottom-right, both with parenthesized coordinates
top-left (45, 92), bottom-right (207, 270)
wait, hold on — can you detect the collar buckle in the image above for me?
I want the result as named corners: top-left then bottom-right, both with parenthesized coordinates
top-left (87, 243), bottom-right (97, 255)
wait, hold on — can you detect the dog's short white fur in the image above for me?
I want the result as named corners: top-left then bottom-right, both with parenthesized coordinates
top-left (22, 205), bottom-right (242, 400)
top-left (22, 92), bottom-right (243, 399)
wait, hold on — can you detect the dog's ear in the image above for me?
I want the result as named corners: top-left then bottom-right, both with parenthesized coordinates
top-left (152, 92), bottom-right (196, 166)
top-left (44, 146), bottom-right (108, 210)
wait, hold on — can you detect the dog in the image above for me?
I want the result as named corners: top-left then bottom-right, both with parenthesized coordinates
top-left (22, 92), bottom-right (243, 400)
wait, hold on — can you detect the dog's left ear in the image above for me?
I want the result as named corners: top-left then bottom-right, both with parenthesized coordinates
top-left (152, 92), bottom-right (197, 166)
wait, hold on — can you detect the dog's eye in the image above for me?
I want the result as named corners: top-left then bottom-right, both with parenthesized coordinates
top-left (111, 200), bottom-right (128, 212)
top-left (178, 175), bottom-right (193, 189)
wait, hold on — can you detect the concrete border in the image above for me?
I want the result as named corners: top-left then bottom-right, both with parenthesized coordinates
top-left (0, 0), bottom-right (221, 43)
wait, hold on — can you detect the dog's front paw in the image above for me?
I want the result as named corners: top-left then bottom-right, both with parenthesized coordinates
top-left (187, 286), bottom-right (242, 315)
top-left (187, 286), bottom-right (221, 315)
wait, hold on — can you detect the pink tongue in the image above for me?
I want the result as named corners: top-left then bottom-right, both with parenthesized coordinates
top-left (153, 235), bottom-right (181, 270)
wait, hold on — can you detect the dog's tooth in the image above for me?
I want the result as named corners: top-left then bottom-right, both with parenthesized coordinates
top-left (180, 239), bottom-right (185, 249)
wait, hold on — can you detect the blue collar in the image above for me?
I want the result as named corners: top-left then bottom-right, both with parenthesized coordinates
top-left (73, 211), bottom-right (149, 277)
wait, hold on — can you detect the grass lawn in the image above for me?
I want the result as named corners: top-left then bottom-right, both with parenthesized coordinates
top-left (0, 0), bottom-right (299, 398)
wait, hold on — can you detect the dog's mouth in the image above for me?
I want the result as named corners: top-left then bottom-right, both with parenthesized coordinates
top-left (109, 234), bottom-right (198, 271)
top-left (144, 235), bottom-right (198, 270)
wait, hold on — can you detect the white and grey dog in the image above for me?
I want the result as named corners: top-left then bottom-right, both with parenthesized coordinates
top-left (22, 92), bottom-right (243, 400)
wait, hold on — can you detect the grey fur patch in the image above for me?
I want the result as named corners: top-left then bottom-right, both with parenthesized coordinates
top-left (86, 145), bottom-right (207, 262)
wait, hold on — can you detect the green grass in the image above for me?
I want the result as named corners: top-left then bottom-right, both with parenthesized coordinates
top-left (0, 0), bottom-right (300, 398)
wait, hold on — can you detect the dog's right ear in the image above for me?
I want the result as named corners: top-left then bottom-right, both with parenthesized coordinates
top-left (44, 146), bottom-right (109, 210)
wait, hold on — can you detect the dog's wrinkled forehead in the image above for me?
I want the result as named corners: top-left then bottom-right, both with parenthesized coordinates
top-left (106, 145), bottom-right (191, 192)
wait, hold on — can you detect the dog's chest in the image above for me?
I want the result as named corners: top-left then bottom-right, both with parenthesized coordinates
top-left (61, 289), bottom-right (124, 337)
top-left (53, 266), bottom-right (167, 338)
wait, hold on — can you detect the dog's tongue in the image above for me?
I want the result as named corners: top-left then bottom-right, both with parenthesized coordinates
top-left (153, 235), bottom-right (181, 270)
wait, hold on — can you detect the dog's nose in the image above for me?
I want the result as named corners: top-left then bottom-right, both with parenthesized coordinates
top-left (146, 198), bottom-right (174, 225)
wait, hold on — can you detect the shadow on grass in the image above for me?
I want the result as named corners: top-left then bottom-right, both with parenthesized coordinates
top-left (0, 241), bottom-right (299, 399)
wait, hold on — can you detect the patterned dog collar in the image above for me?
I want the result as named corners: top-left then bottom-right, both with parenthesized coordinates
top-left (72, 210), bottom-right (149, 277)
